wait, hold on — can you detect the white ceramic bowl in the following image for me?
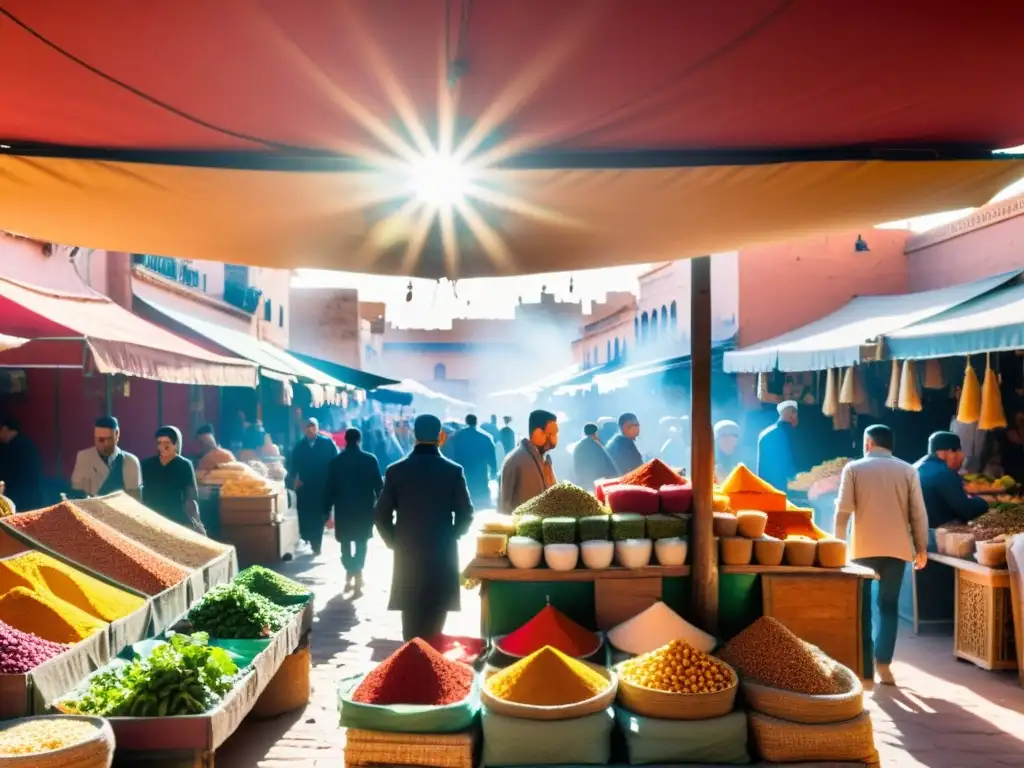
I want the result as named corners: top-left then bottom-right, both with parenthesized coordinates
top-left (544, 543), bottom-right (580, 571)
top-left (580, 540), bottom-right (615, 569)
top-left (615, 538), bottom-right (653, 569)
top-left (655, 537), bottom-right (688, 566)
top-left (507, 536), bottom-right (543, 569)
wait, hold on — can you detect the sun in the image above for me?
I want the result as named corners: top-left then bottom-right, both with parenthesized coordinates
top-left (410, 152), bottom-right (471, 208)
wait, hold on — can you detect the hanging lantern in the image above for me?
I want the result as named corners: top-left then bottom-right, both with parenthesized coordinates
top-left (898, 360), bottom-right (922, 412)
top-left (956, 357), bottom-right (981, 424)
top-left (822, 369), bottom-right (839, 416)
top-left (979, 354), bottom-right (1007, 430)
top-left (885, 360), bottom-right (900, 409)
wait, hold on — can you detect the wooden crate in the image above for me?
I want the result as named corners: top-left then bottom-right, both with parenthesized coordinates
top-left (219, 492), bottom-right (281, 526)
top-left (954, 567), bottom-right (1017, 671)
top-left (762, 573), bottom-right (863, 678)
top-left (221, 517), bottom-right (298, 567)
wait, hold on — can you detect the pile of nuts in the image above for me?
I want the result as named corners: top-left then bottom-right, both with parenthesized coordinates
top-left (619, 639), bottom-right (734, 694)
top-left (719, 616), bottom-right (841, 695)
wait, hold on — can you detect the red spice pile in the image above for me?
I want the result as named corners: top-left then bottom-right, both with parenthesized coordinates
top-left (618, 459), bottom-right (685, 490)
top-left (352, 638), bottom-right (474, 706)
top-left (2, 502), bottom-right (188, 595)
top-left (498, 604), bottom-right (600, 658)
top-left (764, 511), bottom-right (820, 541)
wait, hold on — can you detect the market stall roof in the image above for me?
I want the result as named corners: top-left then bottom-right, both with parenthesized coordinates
top-left (2, 1), bottom-right (1024, 278)
top-left (288, 350), bottom-right (400, 391)
top-left (594, 341), bottom-right (734, 394)
top-left (488, 364), bottom-right (584, 399)
top-left (885, 280), bottom-right (1024, 360)
top-left (723, 270), bottom-right (1022, 374)
top-left (0, 277), bottom-right (258, 387)
top-left (378, 379), bottom-right (474, 409)
top-left (0, 334), bottom-right (27, 353)
top-left (134, 294), bottom-right (347, 388)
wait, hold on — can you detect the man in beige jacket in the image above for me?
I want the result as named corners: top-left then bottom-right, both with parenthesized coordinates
top-left (498, 409), bottom-right (558, 515)
top-left (834, 424), bottom-right (928, 686)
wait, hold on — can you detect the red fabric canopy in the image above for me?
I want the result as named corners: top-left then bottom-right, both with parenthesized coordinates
top-left (0, 278), bottom-right (258, 387)
top-left (3, 0), bottom-right (1023, 158)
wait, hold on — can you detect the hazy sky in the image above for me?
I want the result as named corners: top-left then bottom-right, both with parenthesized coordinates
top-left (293, 167), bottom-right (1024, 329)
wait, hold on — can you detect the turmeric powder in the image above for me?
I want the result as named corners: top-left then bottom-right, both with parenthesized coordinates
top-left (0, 587), bottom-right (107, 643)
top-left (0, 551), bottom-right (145, 622)
top-left (486, 646), bottom-right (609, 706)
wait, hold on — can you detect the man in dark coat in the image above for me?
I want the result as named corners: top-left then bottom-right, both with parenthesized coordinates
top-left (572, 423), bottom-right (618, 491)
top-left (914, 431), bottom-right (988, 534)
top-left (448, 414), bottom-right (497, 509)
top-left (757, 401), bottom-right (799, 492)
top-left (606, 412), bottom-right (644, 475)
top-left (324, 428), bottom-right (382, 594)
top-left (0, 417), bottom-right (43, 511)
top-left (287, 417), bottom-right (338, 556)
top-left (497, 416), bottom-right (516, 455)
top-left (374, 414), bottom-right (474, 641)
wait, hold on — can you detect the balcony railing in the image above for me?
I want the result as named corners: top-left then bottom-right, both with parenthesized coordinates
top-left (134, 254), bottom-right (201, 289)
top-left (223, 280), bottom-right (263, 314)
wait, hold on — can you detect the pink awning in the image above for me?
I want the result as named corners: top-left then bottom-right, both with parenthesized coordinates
top-left (0, 277), bottom-right (258, 387)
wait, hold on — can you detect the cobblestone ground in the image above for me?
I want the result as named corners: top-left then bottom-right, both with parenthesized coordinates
top-left (216, 536), bottom-right (1024, 767)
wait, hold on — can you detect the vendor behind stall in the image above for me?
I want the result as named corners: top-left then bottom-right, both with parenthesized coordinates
top-left (70, 416), bottom-right (142, 499)
top-left (141, 426), bottom-right (205, 534)
top-left (914, 431), bottom-right (988, 535)
top-left (757, 401), bottom-right (799, 492)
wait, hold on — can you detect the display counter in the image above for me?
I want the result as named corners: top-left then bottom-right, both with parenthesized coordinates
top-left (464, 561), bottom-right (876, 680)
top-left (927, 553), bottom-right (1018, 672)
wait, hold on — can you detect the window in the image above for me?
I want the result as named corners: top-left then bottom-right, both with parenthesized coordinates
top-left (640, 312), bottom-right (649, 343)
top-left (593, 345), bottom-right (599, 364)
top-left (434, 363), bottom-right (447, 381)
top-left (263, 298), bottom-right (273, 322)
top-left (614, 337), bottom-right (620, 359)
top-left (650, 309), bottom-right (659, 342)
top-left (607, 340), bottom-right (612, 361)
top-left (278, 305), bottom-right (285, 328)
top-left (661, 304), bottom-right (668, 331)
top-left (670, 300), bottom-right (678, 330)
top-left (634, 317), bottom-right (640, 341)
top-left (621, 339), bottom-right (627, 360)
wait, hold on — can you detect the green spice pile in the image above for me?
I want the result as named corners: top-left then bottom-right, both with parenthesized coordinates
top-left (542, 517), bottom-right (577, 544)
top-left (188, 584), bottom-right (294, 638)
top-left (514, 482), bottom-right (608, 519)
top-left (66, 632), bottom-right (239, 717)
top-left (234, 566), bottom-right (312, 606)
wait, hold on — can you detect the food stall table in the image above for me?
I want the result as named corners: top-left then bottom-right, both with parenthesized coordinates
top-left (463, 562), bottom-right (876, 680)
top-left (928, 553), bottom-right (1018, 671)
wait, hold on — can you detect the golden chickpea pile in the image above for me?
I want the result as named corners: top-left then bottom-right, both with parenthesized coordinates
top-left (620, 639), bottom-right (733, 694)
top-left (0, 718), bottom-right (97, 755)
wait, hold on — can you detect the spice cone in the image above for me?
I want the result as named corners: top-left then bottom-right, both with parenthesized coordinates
top-left (821, 369), bottom-right (839, 416)
top-left (840, 366), bottom-right (865, 405)
top-left (956, 358), bottom-right (981, 424)
top-left (898, 360), bottom-right (922, 412)
top-left (979, 356), bottom-right (1007, 430)
top-left (885, 360), bottom-right (900, 409)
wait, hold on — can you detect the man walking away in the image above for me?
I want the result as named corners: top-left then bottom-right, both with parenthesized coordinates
top-left (914, 431), bottom-right (988, 534)
top-left (324, 428), bottom-right (383, 595)
top-left (0, 417), bottom-right (43, 511)
top-left (499, 409), bottom-right (559, 515)
top-left (606, 413), bottom-right (643, 475)
top-left (498, 416), bottom-right (516, 456)
top-left (287, 417), bottom-right (338, 556)
top-left (757, 401), bottom-right (799, 492)
top-left (374, 415), bottom-right (473, 641)
top-left (141, 426), bottom-right (205, 534)
top-left (449, 414), bottom-right (498, 509)
top-left (573, 423), bottom-right (618, 492)
top-left (483, 414), bottom-right (500, 442)
top-left (71, 416), bottom-right (142, 499)
top-left (834, 424), bottom-right (928, 686)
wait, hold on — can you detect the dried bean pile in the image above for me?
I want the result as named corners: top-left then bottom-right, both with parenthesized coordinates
top-left (77, 493), bottom-right (230, 569)
top-left (719, 617), bottom-right (841, 695)
top-left (2, 502), bottom-right (188, 595)
top-left (0, 619), bottom-right (68, 673)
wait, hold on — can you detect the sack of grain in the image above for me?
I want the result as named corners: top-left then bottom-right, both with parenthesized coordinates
top-left (749, 710), bottom-right (878, 764)
top-left (482, 706), bottom-right (613, 766)
top-left (617, 708), bottom-right (749, 765)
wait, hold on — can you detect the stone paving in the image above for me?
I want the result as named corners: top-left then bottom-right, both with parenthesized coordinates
top-left (215, 536), bottom-right (1024, 767)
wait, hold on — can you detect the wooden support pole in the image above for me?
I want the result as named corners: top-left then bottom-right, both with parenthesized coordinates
top-left (690, 255), bottom-right (719, 634)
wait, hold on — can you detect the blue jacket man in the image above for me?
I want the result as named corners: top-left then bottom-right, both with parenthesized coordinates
top-left (913, 431), bottom-right (988, 530)
top-left (447, 414), bottom-right (498, 509)
top-left (756, 401), bottom-right (799, 492)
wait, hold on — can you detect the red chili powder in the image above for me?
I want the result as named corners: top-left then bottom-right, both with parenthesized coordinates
top-left (352, 638), bottom-right (474, 706)
top-left (618, 459), bottom-right (685, 490)
top-left (764, 512), bottom-right (820, 541)
top-left (498, 604), bottom-right (600, 658)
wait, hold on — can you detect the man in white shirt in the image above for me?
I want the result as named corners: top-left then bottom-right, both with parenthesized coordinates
top-left (71, 416), bottom-right (142, 499)
top-left (834, 423), bottom-right (928, 686)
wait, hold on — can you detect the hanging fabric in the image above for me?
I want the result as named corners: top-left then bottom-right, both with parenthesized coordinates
top-left (833, 403), bottom-right (852, 431)
top-left (822, 369), bottom-right (839, 417)
top-left (898, 360), bottom-right (922, 412)
top-left (979, 353), bottom-right (1008, 430)
top-left (923, 359), bottom-right (946, 389)
top-left (957, 357), bottom-right (982, 424)
top-left (885, 360), bottom-right (901, 409)
top-left (839, 366), bottom-right (865, 405)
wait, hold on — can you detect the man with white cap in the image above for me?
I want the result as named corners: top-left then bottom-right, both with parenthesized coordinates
top-left (756, 401), bottom-right (799, 492)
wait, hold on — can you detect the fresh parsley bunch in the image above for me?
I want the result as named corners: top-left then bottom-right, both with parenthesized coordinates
top-left (187, 583), bottom-right (293, 639)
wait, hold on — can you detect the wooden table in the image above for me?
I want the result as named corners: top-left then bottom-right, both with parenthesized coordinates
top-left (463, 560), bottom-right (876, 679)
top-left (928, 553), bottom-right (1018, 671)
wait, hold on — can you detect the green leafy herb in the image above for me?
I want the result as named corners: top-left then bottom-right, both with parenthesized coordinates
top-left (188, 583), bottom-right (294, 639)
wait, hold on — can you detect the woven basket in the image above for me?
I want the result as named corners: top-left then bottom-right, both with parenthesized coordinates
top-left (480, 662), bottom-right (616, 721)
top-left (749, 710), bottom-right (878, 763)
top-left (742, 663), bottom-right (863, 724)
top-left (720, 537), bottom-right (753, 566)
top-left (754, 538), bottom-right (785, 566)
top-left (0, 716), bottom-right (114, 768)
top-left (615, 660), bottom-right (738, 720)
top-left (344, 727), bottom-right (474, 768)
top-left (250, 643), bottom-right (311, 719)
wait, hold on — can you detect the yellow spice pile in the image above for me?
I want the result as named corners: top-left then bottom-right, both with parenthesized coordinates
top-left (620, 639), bottom-right (733, 694)
top-left (0, 719), bottom-right (98, 755)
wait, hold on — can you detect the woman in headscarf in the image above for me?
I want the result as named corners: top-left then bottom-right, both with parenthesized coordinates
top-left (714, 420), bottom-right (743, 481)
